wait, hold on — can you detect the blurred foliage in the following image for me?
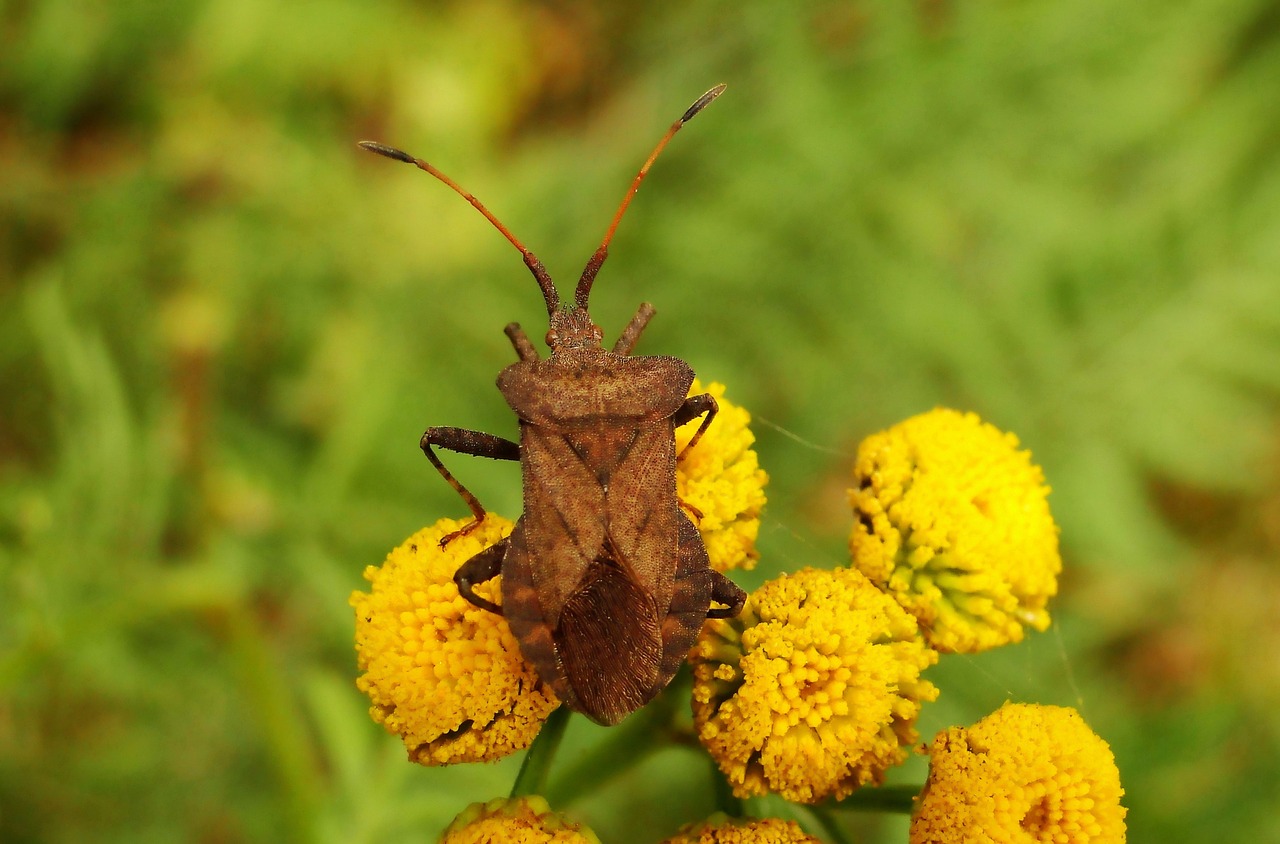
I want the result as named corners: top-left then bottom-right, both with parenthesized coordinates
top-left (3, 0), bottom-right (1280, 842)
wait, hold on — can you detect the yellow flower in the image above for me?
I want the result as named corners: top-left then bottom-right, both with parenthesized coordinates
top-left (351, 517), bottom-right (559, 765)
top-left (441, 795), bottom-right (600, 844)
top-left (848, 408), bottom-right (1061, 654)
top-left (677, 380), bottom-right (768, 572)
top-left (910, 703), bottom-right (1127, 843)
top-left (661, 813), bottom-right (821, 843)
top-left (690, 567), bottom-right (939, 804)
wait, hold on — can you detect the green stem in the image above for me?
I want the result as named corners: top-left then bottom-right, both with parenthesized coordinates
top-left (829, 784), bottom-right (920, 814)
top-left (807, 806), bottom-right (854, 844)
top-left (712, 757), bottom-right (745, 818)
top-left (544, 681), bottom-right (685, 806)
top-left (511, 706), bottom-right (571, 798)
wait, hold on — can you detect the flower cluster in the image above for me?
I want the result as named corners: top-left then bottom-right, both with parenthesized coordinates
top-left (691, 566), bottom-right (938, 803)
top-left (911, 703), bottom-right (1127, 843)
top-left (350, 517), bottom-right (558, 765)
top-left (661, 814), bottom-right (821, 843)
top-left (351, 392), bottom-right (1125, 842)
top-left (848, 408), bottom-right (1061, 653)
top-left (441, 796), bottom-right (601, 843)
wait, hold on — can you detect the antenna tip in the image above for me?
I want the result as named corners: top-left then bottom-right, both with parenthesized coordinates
top-left (358, 141), bottom-right (415, 164)
top-left (681, 83), bottom-right (727, 124)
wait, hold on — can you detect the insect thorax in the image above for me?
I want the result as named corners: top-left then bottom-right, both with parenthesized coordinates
top-left (497, 351), bottom-right (694, 428)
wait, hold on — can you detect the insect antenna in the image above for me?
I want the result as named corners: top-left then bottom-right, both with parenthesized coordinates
top-left (574, 84), bottom-right (727, 310)
top-left (357, 140), bottom-right (560, 316)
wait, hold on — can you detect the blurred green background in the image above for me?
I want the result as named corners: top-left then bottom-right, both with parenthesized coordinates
top-left (4, 1), bottom-right (1280, 841)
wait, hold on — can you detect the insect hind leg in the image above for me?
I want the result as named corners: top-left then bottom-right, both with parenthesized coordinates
top-left (706, 571), bottom-right (746, 619)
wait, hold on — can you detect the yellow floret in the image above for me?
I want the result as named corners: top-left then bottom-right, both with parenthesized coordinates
top-left (910, 703), bottom-right (1127, 843)
top-left (677, 380), bottom-right (769, 572)
top-left (690, 567), bottom-right (938, 804)
top-left (441, 796), bottom-right (600, 843)
top-left (351, 517), bottom-right (558, 765)
top-left (849, 408), bottom-right (1061, 653)
top-left (661, 813), bottom-right (821, 843)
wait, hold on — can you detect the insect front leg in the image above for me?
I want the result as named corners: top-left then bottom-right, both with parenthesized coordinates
top-left (612, 302), bottom-right (657, 354)
top-left (671, 393), bottom-right (720, 525)
top-left (504, 322), bottom-right (539, 362)
top-left (673, 392), bottom-right (719, 457)
top-left (454, 539), bottom-right (507, 615)
top-left (421, 427), bottom-right (520, 546)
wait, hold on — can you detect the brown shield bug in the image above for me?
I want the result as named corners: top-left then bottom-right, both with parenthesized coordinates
top-left (359, 85), bottom-right (746, 725)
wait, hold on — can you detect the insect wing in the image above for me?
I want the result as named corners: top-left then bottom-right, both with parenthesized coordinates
top-left (502, 518), bottom-right (663, 725)
top-left (517, 423), bottom-right (604, 623)
top-left (601, 420), bottom-right (680, 610)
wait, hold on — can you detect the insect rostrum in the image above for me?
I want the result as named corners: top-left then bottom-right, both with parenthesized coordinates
top-left (359, 85), bottom-right (746, 726)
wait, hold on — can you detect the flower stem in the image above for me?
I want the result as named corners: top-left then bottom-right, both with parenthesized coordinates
top-left (712, 758), bottom-right (745, 817)
top-left (510, 706), bottom-right (571, 798)
top-left (830, 784), bottom-right (920, 814)
top-left (807, 806), bottom-right (854, 844)
top-left (545, 680), bottom-right (685, 806)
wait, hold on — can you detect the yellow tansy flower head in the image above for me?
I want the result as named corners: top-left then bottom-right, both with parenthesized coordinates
top-left (677, 379), bottom-right (768, 572)
top-left (351, 517), bottom-right (559, 765)
top-left (910, 703), bottom-right (1127, 843)
top-left (848, 408), bottom-right (1061, 654)
top-left (661, 813), bottom-right (821, 843)
top-left (690, 567), bottom-right (939, 804)
top-left (441, 795), bottom-right (600, 844)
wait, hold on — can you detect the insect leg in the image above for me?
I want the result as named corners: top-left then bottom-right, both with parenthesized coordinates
top-left (453, 539), bottom-right (507, 615)
top-left (504, 322), bottom-right (539, 362)
top-left (679, 499), bottom-right (704, 523)
top-left (673, 393), bottom-right (719, 457)
top-left (421, 427), bottom-right (520, 546)
top-left (706, 571), bottom-right (747, 619)
top-left (612, 302), bottom-right (657, 354)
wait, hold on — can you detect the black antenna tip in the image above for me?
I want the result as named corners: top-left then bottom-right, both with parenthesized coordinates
top-left (358, 141), bottom-right (415, 164)
top-left (680, 83), bottom-right (727, 124)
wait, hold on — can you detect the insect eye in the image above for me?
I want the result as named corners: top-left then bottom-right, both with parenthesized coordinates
top-left (545, 329), bottom-right (558, 346)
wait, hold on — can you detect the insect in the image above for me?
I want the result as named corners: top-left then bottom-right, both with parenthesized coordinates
top-left (359, 85), bottom-right (746, 726)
